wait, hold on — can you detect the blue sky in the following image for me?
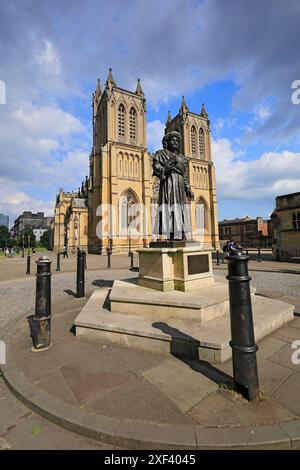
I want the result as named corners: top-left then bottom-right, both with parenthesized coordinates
top-left (0, 0), bottom-right (300, 226)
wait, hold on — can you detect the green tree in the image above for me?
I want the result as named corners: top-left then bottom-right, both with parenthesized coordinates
top-left (21, 227), bottom-right (36, 248)
top-left (40, 230), bottom-right (51, 250)
top-left (0, 225), bottom-right (10, 249)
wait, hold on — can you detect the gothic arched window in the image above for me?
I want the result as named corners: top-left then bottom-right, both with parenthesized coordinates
top-left (191, 126), bottom-right (196, 156)
top-left (129, 107), bottom-right (136, 142)
top-left (118, 104), bottom-right (125, 138)
top-left (195, 197), bottom-right (208, 237)
top-left (199, 128), bottom-right (205, 159)
top-left (119, 189), bottom-right (139, 236)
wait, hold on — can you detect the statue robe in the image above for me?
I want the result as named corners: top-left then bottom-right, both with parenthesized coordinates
top-left (152, 149), bottom-right (190, 239)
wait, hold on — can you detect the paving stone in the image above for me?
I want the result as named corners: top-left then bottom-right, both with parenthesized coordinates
top-left (60, 360), bottom-right (136, 404)
top-left (90, 377), bottom-right (194, 425)
top-left (269, 342), bottom-right (300, 372)
top-left (272, 371), bottom-right (300, 416)
top-left (142, 357), bottom-right (219, 412)
top-left (256, 356), bottom-right (294, 397)
top-left (271, 324), bottom-right (300, 343)
top-left (35, 373), bottom-right (79, 406)
top-left (195, 424), bottom-right (291, 449)
top-left (257, 336), bottom-right (287, 359)
top-left (10, 345), bottom-right (58, 383)
top-left (188, 389), bottom-right (296, 427)
top-left (2, 413), bottom-right (114, 450)
top-left (279, 420), bottom-right (300, 450)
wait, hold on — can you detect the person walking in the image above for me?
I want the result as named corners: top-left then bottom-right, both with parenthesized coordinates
top-left (63, 246), bottom-right (68, 258)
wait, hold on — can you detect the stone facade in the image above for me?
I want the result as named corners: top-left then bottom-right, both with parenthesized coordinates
top-left (219, 216), bottom-right (270, 248)
top-left (54, 69), bottom-right (219, 253)
top-left (54, 188), bottom-right (88, 253)
top-left (11, 211), bottom-right (53, 244)
top-left (271, 192), bottom-right (300, 260)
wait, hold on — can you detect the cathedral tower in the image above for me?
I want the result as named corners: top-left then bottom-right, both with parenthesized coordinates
top-left (88, 69), bottom-right (152, 253)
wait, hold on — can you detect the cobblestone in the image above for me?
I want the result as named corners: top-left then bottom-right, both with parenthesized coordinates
top-left (0, 269), bottom-right (136, 331)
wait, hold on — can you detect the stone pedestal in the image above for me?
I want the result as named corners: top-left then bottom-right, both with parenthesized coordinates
top-left (137, 243), bottom-right (214, 292)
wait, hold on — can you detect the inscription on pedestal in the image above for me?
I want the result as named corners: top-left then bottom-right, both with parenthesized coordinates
top-left (188, 254), bottom-right (209, 275)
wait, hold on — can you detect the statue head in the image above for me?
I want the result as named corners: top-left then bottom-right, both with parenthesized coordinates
top-left (164, 131), bottom-right (181, 152)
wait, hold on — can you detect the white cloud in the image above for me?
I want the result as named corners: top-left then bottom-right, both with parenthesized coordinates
top-left (0, 178), bottom-right (54, 225)
top-left (213, 138), bottom-right (300, 201)
top-left (13, 104), bottom-right (84, 137)
top-left (147, 120), bottom-right (165, 152)
top-left (33, 39), bottom-right (61, 76)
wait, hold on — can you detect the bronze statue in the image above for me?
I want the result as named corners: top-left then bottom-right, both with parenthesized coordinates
top-left (153, 131), bottom-right (194, 240)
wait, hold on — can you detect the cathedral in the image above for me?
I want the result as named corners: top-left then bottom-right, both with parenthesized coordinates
top-left (53, 68), bottom-right (219, 253)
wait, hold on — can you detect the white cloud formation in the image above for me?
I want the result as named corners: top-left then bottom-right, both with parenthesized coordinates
top-left (213, 138), bottom-right (300, 202)
top-left (0, 178), bottom-right (54, 225)
top-left (147, 120), bottom-right (165, 152)
top-left (33, 39), bottom-right (61, 76)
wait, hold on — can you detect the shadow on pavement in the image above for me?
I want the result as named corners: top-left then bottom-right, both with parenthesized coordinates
top-left (64, 289), bottom-right (78, 298)
top-left (152, 321), bottom-right (233, 388)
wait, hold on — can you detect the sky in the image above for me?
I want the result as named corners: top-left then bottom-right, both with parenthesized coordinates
top-left (0, 0), bottom-right (300, 226)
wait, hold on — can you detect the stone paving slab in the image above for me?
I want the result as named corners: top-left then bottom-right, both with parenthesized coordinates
top-left (2, 291), bottom-right (300, 449)
top-left (142, 357), bottom-right (219, 412)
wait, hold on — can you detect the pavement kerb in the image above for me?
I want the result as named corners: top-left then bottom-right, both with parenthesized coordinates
top-left (1, 327), bottom-right (300, 450)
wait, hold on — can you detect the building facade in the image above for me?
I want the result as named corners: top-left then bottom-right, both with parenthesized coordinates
top-left (271, 192), bottom-right (300, 260)
top-left (53, 187), bottom-right (88, 253)
top-left (0, 213), bottom-right (9, 228)
top-left (11, 211), bottom-right (54, 244)
top-left (219, 216), bottom-right (270, 248)
top-left (54, 69), bottom-right (219, 253)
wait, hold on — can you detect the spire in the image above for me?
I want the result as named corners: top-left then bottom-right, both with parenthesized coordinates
top-left (165, 110), bottom-right (172, 126)
top-left (180, 95), bottom-right (189, 115)
top-left (105, 67), bottom-right (116, 90)
top-left (96, 78), bottom-right (102, 97)
top-left (200, 102), bottom-right (208, 118)
top-left (135, 78), bottom-right (144, 96)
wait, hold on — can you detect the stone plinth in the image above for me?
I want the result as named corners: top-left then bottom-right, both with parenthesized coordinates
top-left (137, 245), bottom-right (214, 292)
top-left (74, 282), bottom-right (295, 363)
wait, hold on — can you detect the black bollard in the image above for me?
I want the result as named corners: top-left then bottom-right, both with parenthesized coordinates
top-left (216, 250), bottom-right (220, 266)
top-left (28, 257), bottom-right (52, 351)
top-left (226, 250), bottom-right (259, 401)
top-left (26, 255), bottom-right (31, 275)
top-left (246, 249), bottom-right (249, 256)
top-left (257, 247), bottom-right (261, 262)
top-left (130, 251), bottom-right (134, 269)
top-left (56, 252), bottom-right (61, 272)
top-left (107, 250), bottom-right (111, 269)
top-left (76, 249), bottom-right (85, 298)
top-left (84, 251), bottom-right (87, 270)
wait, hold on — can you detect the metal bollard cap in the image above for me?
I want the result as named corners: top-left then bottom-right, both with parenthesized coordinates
top-left (226, 249), bottom-right (249, 261)
top-left (36, 256), bottom-right (51, 264)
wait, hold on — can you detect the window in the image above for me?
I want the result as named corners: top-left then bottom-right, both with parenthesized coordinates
top-left (293, 212), bottom-right (300, 229)
top-left (195, 198), bottom-right (208, 236)
top-left (120, 190), bottom-right (139, 233)
top-left (118, 104), bottom-right (125, 138)
top-left (191, 126), bottom-right (196, 156)
top-left (199, 128), bottom-right (205, 158)
top-left (129, 107), bottom-right (136, 141)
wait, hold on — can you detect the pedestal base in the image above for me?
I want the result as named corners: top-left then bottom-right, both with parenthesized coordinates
top-left (137, 246), bottom-right (214, 292)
